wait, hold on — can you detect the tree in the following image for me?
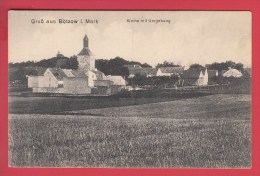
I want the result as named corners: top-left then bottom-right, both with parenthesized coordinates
top-left (96, 57), bottom-right (152, 77)
top-left (141, 63), bottom-right (152, 68)
top-left (119, 67), bottom-right (129, 78)
top-left (207, 61), bottom-right (244, 72)
top-left (225, 60), bottom-right (236, 68)
top-left (189, 64), bottom-right (204, 70)
top-left (156, 61), bottom-right (181, 68)
top-left (235, 63), bottom-right (244, 73)
top-left (128, 75), bottom-right (180, 89)
top-left (60, 55), bottom-right (78, 69)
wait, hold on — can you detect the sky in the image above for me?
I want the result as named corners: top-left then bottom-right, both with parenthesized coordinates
top-left (8, 11), bottom-right (251, 67)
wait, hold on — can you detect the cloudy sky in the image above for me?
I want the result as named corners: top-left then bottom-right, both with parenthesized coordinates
top-left (8, 11), bottom-right (251, 67)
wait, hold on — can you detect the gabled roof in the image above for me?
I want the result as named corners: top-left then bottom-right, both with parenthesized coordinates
top-left (105, 75), bottom-right (125, 85)
top-left (48, 68), bottom-right (67, 80)
top-left (48, 68), bottom-right (87, 80)
top-left (128, 68), bottom-right (157, 76)
top-left (62, 69), bottom-right (75, 77)
top-left (158, 67), bottom-right (184, 74)
top-left (70, 70), bottom-right (87, 78)
top-left (89, 69), bottom-right (105, 80)
top-left (222, 68), bottom-right (242, 78)
top-left (78, 47), bottom-right (93, 56)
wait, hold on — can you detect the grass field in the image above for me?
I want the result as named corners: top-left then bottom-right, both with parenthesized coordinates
top-left (8, 94), bottom-right (251, 168)
top-left (8, 93), bottom-right (208, 114)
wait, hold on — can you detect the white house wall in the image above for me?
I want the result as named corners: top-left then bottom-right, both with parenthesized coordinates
top-left (28, 76), bottom-right (39, 88)
top-left (63, 78), bottom-right (91, 94)
top-left (196, 70), bottom-right (208, 86)
top-left (42, 70), bottom-right (58, 87)
top-left (203, 69), bottom-right (208, 85)
top-left (87, 70), bottom-right (96, 87)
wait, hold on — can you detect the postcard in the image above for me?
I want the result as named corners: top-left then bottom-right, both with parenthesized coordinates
top-left (8, 10), bottom-right (252, 168)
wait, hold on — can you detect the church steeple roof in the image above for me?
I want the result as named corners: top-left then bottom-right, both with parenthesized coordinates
top-left (78, 34), bottom-right (92, 56)
top-left (83, 34), bottom-right (88, 48)
top-left (78, 47), bottom-right (92, 56)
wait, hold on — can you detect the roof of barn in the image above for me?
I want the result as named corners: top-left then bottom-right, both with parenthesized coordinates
top-left (48, 68), bottom-right (87, 80)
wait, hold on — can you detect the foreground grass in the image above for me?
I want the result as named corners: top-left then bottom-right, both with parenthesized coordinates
top-left (8, 94), bottom-right (251, 168)
top-left (8, 94), bottom-right (208, 114)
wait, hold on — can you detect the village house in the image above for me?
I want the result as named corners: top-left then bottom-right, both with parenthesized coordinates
top-left (221, 67), bottom-right (243, 78)
top-left (128, 67), bottom-right (157, 78)
top-left (27, 34), bottom-right (126, 95)
top-left (105, 75), bottom-right (126, 86)
top-left (181, 68), bottom-right (208, 86)
top-left (156, 66), bottom-right (184, 77)
top-left (126, 65), bottom-right (184, 78)
top-left (28, 68), bottom-right (91, 94)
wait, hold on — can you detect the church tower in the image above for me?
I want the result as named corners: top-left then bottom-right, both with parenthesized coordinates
top-left (77, 34), bottom-right (95, 71)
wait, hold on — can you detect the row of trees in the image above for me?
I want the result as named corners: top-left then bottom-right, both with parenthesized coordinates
top-left (154, 60), bottom-right (246, 73)
top-left (9, 54), bottom-right (248, 87)
top-left (8, 55), bottom-right (152, 84)
top-left (95, 57), bottom-right (151, 77)
top-left (128, 75), bottom-right (180, 88)
top-left (189, 61), bottom-right (245, 73)
top-left (9, 54), bottom-right (79, 69)
top-left (155, 61), bottom-right (181, 68)
top-left (9, 54), bottom-right (79, 84)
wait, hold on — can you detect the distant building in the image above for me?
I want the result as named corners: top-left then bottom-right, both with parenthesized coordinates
top-left (87, 69), bottom-right (107, 87)
top-left (27, 34), bottom-right (126, 95)
top-left (77, 35), bottom-right (95, 71)
top-left (128, 68), bottom-right (157, 78)
top-left (156, 67), bottom-right (184, 77)
top-left (181, 68), bottom-right (208, 86)
top-left (221, 67), bottom-right (242, 78)
top-left (28, 68), bottom-right (91, 94)
top-left (105, 75), bottom-right (126, 86)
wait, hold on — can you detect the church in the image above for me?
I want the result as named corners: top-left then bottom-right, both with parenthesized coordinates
top-left (27, 34), bottom-right (126, 95)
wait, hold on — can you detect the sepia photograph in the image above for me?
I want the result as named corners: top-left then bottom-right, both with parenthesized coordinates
top-left (8, 11), bottom-right (252, 168)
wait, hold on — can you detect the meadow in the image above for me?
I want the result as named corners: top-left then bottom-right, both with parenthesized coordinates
top-left (8, 94), bottom-right (251, 168)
